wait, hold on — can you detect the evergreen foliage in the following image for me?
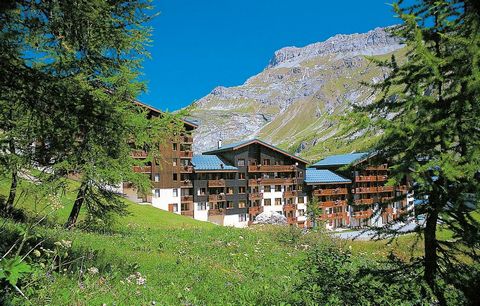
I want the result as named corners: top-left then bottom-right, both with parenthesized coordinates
top-left (347, 0), bottom-right (480, 303)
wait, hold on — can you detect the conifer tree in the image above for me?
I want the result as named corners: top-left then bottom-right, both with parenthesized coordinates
top-left (350, 0), bottom-right (480, 302)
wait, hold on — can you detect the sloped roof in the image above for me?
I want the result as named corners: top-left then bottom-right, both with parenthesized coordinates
top-left (312, 152), bottom-right (369, 168)
top-left (305, 169), bottom-right (351, 184)
top-left (203, 138), bottom-right (308, 164)
top-left (133, 100), bottom-right (198, 129)
top-left (192, 155), bottom-right (237, 171)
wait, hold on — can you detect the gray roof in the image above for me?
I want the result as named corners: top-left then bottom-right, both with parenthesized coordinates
top-left (192, 155), bottom-right (237, 171)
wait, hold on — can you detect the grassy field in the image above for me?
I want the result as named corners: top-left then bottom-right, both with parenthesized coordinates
top-left (0, 177), bottom-right (426, 305)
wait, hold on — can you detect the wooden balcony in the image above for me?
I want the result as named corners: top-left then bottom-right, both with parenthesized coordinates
top-left (354, 187), bottom-right (378, 194)
top-left (180, 165), bottom-right (194, 173)
top-left (181, 136), bottom-right (193, 144)
top-left (180, 180), bottom-right (193, 188)
top-left (283, 190), bottom-right (297, 198)
top-left (178, 150), bottom-right (193, 158)
top-left (376, 175), bottom-right (388, 181)
top-left (248, 192), bottom-right (263, 200)
top-left (249, 178), bottom-right (295, 186)
top-left (352, 210), bottom-right (373, 219)
top-left (208, 179), bottom-right (225, 188)
top-left (133, 166), bottom-right (152, 173)
top-left (377, 186), bottom-right (394, 193)
top-left (355, 175), bottom-right (378, 182)
top-left (283, 204), bottom-right (297, 211)
top-left (248, 206), bottom-right (263, 215)
top-left (248, 165), bottom-right (296, 173)
top-left (131, 150), bottom-right (148, 159)
top-left (287, 217), bottom-right (298, 224)
top-left (354, 198), bottom-right (374, 205)
top-left (313, 188), bottom-right (348, 196)
top-left (181, 195), bottom-right (193, 203)
top-left (208, 194), bottom-right (226, 202)
top-left (366, 164), bottom-right (388, 171)
top-left (320, 200), bottom-right (348, 207)
top-left (181, 210), bottom-right (194, 217)
top-left (320, 211), bottom-right (348, 220)
top-left (208, 208), bottom-right (225, 216)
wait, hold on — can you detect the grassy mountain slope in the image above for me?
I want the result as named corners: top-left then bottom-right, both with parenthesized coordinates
top-left (189, 28), bottom-right (406, 162)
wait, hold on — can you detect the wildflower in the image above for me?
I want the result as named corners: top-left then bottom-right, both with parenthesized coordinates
top-left (136, 276), bottom-right (146, 285)
top-left (33, 249), bottom-right (41, 257)
top-left (87, 267), bottom-right (99, 275)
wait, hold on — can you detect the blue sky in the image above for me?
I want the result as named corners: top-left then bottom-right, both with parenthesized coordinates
top-left (140, 1), bottom-right (402, 111)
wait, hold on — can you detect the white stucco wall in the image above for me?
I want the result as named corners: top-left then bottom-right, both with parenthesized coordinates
top-left (151, 188), bottom-right (181, 214)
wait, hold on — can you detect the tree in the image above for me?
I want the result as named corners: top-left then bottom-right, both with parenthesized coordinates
top-left (350, 0), bottom-right (480, 303)
top-left (0, 1), bottom-right (183, 228)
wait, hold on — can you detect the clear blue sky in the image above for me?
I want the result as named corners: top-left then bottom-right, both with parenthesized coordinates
top-left (140, 0), bottom-right (402, 111)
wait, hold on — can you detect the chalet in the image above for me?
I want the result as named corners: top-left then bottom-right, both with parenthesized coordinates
top-left (203, 138), bottom-right (309, 227)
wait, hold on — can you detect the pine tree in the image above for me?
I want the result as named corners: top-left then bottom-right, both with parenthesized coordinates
top-left (350, 0), bottom-right (480, 303)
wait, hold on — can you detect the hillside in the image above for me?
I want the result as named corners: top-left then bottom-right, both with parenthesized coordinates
top-left (188, 27), bottom-right (405, 161)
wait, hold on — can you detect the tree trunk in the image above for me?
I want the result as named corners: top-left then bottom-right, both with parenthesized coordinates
top-left (4, 168), bottom-right (18, 214)
top-left (65, 181), bottom-right (88, 229)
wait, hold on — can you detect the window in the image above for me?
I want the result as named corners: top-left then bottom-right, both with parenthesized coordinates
top-left (197, 202), bottom-right (207, 210)
top-left (238, 201), bottom-right (246, 208)
top-left (298, 196), bottom-right (305, 204)
top-left (275, 185), bottom-right (282, 192)
top-left (173, 173), bottom-right (178, 181)
top-left (226, 201), bottom-right (234, 209)
top-left (299, 209), bottom-right (305, 216)
top-left (173, 143), bottom-right (178, 151)
top-left (298, 171), bottom-right (304, 178)
top-left (172, 204), bottom-right (178, 212)
top-left (237, 159), bottom-right (245, 167)
top-left (264, 199), bottom-right (272, 206)
top-left (172, 158), bottom-right (177, 166)
top-left (239, 187), bottom-right (246, 194)
top-left (239, 214), bottom-right (247, 222)
top-left (154, 189), bottom-right (160, 197)
top-left (275, 198), bottom-right (282, 205)
top-left (181, 203), bottom-right (190, 211)
top-left (226, 187), bottom-right (234, 194)
top-left (263, 159), bottom-right (270, 165)
top-left (173, 189), bottom-right (178, 197)
top-left (154, 174), bottom-right (160, 182)
top-left (239, 173), bottom-right (246, 179)
top-left (264, 185), bottom-right (271, 192)
top-left (181, 159), bottom-right (189, 166)
top-left (198, 188), bottom-right (206, 196)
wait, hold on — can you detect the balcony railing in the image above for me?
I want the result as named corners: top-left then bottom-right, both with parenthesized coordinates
top-left (248, 165), bottom-right (296, 173)
top-left (355, 175), bottom-right (378, 182)
top-left (286, 217), bottom-right (298, 224)
top-left (352, 210), bottom-right (373, 219)
top-left (365, 164), bottom-right (388, 171)
top-left (181, 210), bottom-right (194, 217)
top-left (354, 187), bottom-right (378, 194)
top-left (354, 198), bottom-right (374, 205)
top-left (208, 179), bottom-right (226, 188)
top-left (180, 180), bottom-right (193, 188)
top-left (131, 150), bottom-right (148, 159)
top-left (248, 206), bottom-right (263, 215)
top-left (133, 166), bottom-right (152, 173)
top-left (178, 151), bottom-right (193, 158)
top-left (283, 204), bottom-right (297, 211)
top-left (377, 186), bottom-right (394, 193)
top-left (208, 194), bottom-right (226, 202)
top-left (248, 192), bottom-right (263, 200)
top-left (181, 195), bottom-right (193, 203)
top-left (283, 190), bottom-right (297, 198)
top-left (320, 200), bottom-right (348, 207)
top-left (249, 178), bottom-right (295, 186)
top-left (208, 208), bottom-right (225, 216)
top-left (180, 165), bottom-right (194, 173)
top-left (320, 212), bottom-right (348, 220)
top-left (181, 136), bottom-right (193, 144)
top-left (313, 188), bottom-right (348, 196)
top-left (376, 175), bottom-right (388, 181)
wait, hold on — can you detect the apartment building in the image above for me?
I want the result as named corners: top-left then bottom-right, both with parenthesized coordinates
top-left (202, 139), bottom-right (309, 227)
top-left (308, 153), bottom-right (412, 229)
top-left (122, 102), bottom-right (198, 214)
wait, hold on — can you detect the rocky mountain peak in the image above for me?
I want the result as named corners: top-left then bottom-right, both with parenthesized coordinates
top-left (267, 27), bottom-right (402, 69)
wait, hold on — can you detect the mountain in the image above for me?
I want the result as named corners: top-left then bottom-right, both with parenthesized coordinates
top-left (188, 27), bottom-right (404, 161)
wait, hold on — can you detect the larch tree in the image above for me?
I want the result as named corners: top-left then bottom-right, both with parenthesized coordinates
top-left (348, 0), bottom-right (480, 303)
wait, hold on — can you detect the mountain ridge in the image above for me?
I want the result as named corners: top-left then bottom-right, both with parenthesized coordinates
top-left (188, 27), bottom-right (404, 160)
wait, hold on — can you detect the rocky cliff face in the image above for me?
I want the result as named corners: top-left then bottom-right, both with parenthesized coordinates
top-left (188, 27), bottom-right (404, 161)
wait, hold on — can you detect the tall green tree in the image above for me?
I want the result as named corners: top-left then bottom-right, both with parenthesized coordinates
top-left (0, 0), bottom-right (182, 227)
top-left (350, 0), bottom-right (480, 303)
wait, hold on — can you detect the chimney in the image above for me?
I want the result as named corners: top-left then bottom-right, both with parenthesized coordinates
top-left (218, 139), bottom-right (222, 149)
